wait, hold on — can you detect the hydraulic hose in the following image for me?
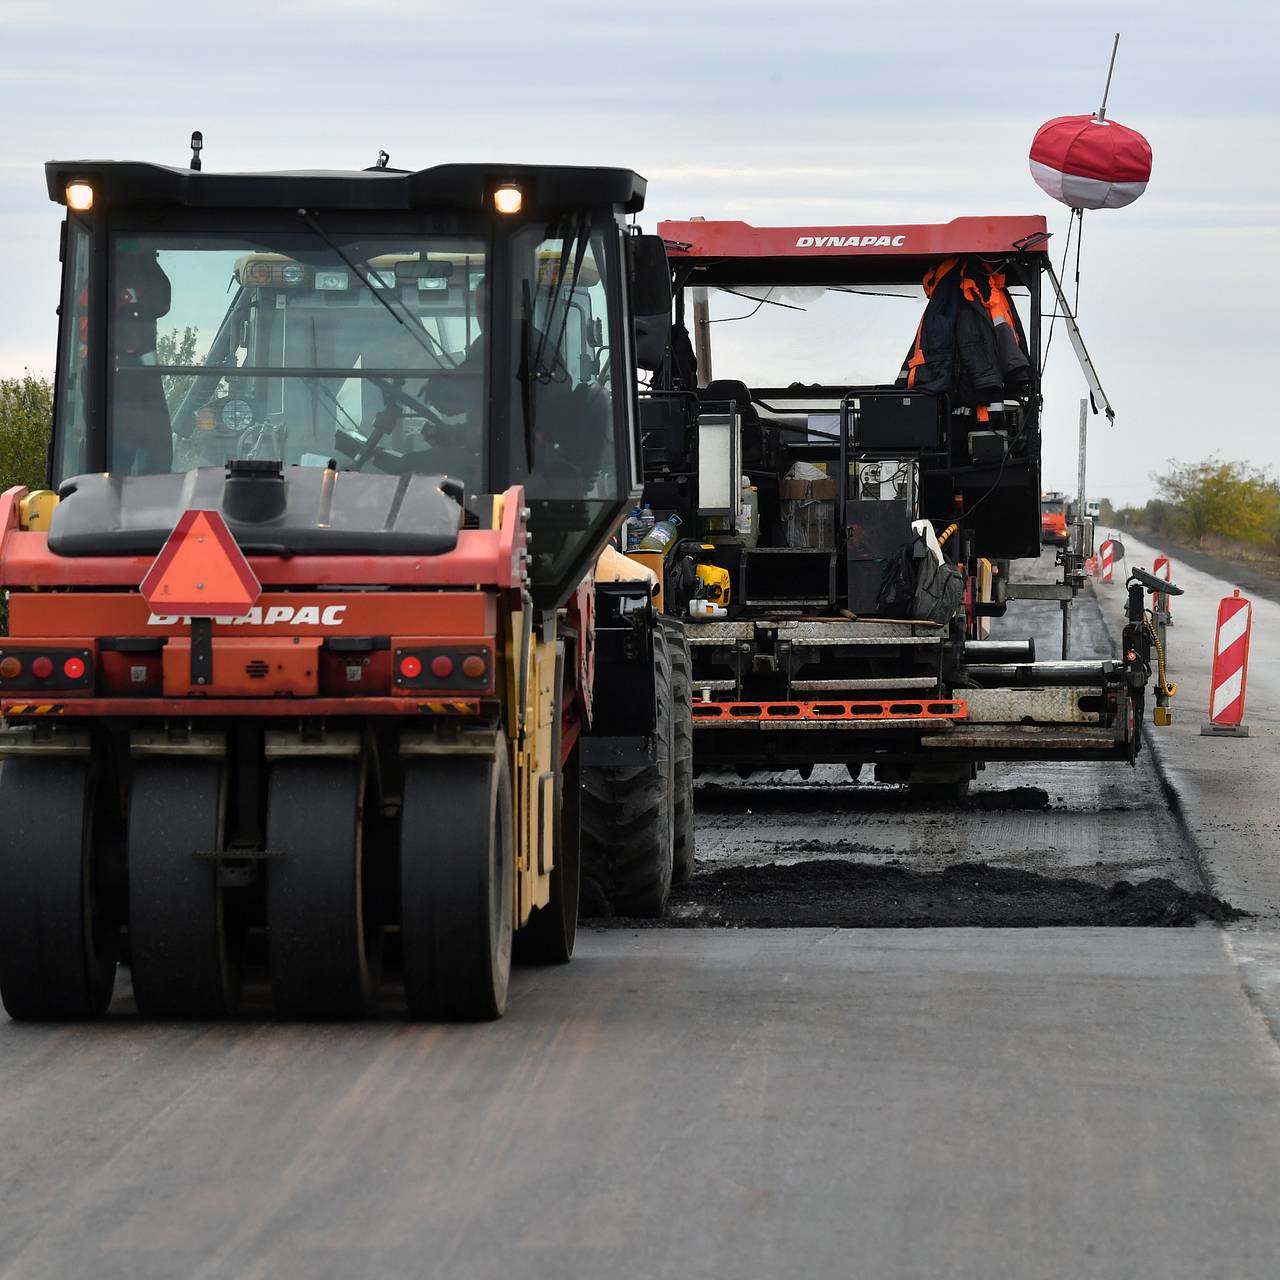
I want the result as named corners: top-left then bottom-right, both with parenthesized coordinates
top-left (1145, 613), bottom-right (1178, 700)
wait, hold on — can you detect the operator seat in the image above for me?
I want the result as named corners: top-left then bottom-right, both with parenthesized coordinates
top-left (701, 378), bottom-right (770, 470)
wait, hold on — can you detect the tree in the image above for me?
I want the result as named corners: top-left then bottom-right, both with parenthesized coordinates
top-left (156, 326), bottom-right (200, 410)
top-left (1137, 497), bottom-right (1176, 536)
top-left (0, 373), bottom-right (53, 494)
top-left (1153, 456), bottom-right (1279, 546)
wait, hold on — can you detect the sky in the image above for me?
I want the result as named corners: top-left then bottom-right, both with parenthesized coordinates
top-left (1, 0), bottom-right (1275, 504)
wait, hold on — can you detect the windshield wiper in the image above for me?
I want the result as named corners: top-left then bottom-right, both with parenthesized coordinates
top-left (531, 212), bottom-right (591, 382)
top-left (297, 210), bottom-right (459, 370)
top-left (516, 215), bottom-right (592, 471)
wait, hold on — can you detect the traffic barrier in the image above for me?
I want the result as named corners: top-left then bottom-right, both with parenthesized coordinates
top-left (1086, 554), bottom-right (1098, 577)
top-left (1153, 553), bottom-right (1173, 621)
top-left (1099, 538), bottom-right (1115, 583)
top-left (1201, 589), bottom-right (1251, 737)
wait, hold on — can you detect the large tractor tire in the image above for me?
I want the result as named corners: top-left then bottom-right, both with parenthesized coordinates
top-left (399, 735), bottom-right (514, 1020)
top-left (128, 758), bottom-right (246, 1018)
top-left (515, 741), bottom-right (581, 965)
top-left (0, 758), bottom-right (119, 1020)
top-left (663, 617), bottom-right (696, 886)
top-left (267, 758), bottom-right (384, 1019)
top-left (581, 621), bottom-right (675, 918)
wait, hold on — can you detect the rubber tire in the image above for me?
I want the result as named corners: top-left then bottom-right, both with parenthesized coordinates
top-left (400, 741), bottom-right (514, 1020)
top-left (0, 759), bottom-right (118, 1020)
top-left (664, 618), bottom-right (696, 886)
top-left (516, 741), bottom-right (581, 964)
top-left (128, 759), bottom-right (242, 1019)
top-left (267, 758), bottom-right (382, 1019)
top-left (581, 621), bottom-right (675, 918)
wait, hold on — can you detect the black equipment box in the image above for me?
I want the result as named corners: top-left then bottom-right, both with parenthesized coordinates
top-left (851, 392), bottom-right (945, 454)
top-left (844, 499), bottom-right (914, 616)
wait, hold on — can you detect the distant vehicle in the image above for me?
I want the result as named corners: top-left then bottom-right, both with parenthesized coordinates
top-left (1040, 493), bottom-right (1069, 546)
top-left (1085, 500), bottom-right (1101, 518)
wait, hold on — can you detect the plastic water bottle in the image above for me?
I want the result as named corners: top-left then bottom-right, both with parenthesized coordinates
top-left (738, 477), bottom-right (759, 548)
top-left (623, 506), bottom-right (642, 550)
top-left (632, 502), bottom-right (657, 550)
top-left (639, 511), bottom-right (683, 556)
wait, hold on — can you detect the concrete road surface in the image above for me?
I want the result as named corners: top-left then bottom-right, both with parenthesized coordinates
top-left (1, 931), bottom-right (1280, 1279)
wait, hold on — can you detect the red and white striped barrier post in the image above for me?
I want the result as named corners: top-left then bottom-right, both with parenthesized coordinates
top-left (1099, 538), bottom-right (1115, 584)
top-left (1153, 554), bottom-right (1173, 621)
top-left (1202, 589), bottom-right (1252, 738)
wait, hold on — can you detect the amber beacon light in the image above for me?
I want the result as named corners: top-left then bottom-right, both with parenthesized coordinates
top-left (493, 184), bottom-right (523, 215)
top-left (65, 182), bottom-right (95, 211)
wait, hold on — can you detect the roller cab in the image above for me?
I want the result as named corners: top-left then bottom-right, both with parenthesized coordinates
top-left (0, 157), bottom-right (682, 1020)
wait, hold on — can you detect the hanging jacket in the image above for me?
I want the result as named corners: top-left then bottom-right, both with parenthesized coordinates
top-left (966, 267), bottom-right (1031, 394)
top-left (896, 258), bottom-right (1030, 411)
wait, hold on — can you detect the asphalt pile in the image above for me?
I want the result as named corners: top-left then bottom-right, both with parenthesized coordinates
top-left (659, 860), bottom-right (1245, 929)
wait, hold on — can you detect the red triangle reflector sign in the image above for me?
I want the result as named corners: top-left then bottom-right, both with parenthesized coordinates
top-left (139, 509), bottom-right (261, 617)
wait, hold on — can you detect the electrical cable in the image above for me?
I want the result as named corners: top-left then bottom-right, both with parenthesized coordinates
top-left (706, 287), bottom-right (801, 323)
top-left (1145, 614), bottom-right (1178, 699)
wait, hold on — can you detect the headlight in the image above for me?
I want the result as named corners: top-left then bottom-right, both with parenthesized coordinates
top-left (219, 399), bottom-right (254, 431)
top-left (314, 270), bottom-right (349, 291)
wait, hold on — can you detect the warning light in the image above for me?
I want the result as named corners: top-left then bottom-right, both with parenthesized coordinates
top-left (31, 657), bottom-right (54, 680)
top-left (493, 184), bottom-right (523, 215)
top-left (139, 510), bottom-right (261, 617)
top-left (0, 657), bottom-right (21, 680)
top-left (65, 182), bottom-right (94, 212)
top-left (63, 657), bottom-right (86, 680)
top-left (399, 655), bottom-right (422, 679)
top-left (462, 655), bottom-right (486, 679)
top-left (430, 655), bottom-right (454, 679)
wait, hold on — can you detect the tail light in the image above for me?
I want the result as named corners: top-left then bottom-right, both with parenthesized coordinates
top-left (0, 647), bottom-right (94, 692)
top-left (392, 643), bottom-right (493, 695)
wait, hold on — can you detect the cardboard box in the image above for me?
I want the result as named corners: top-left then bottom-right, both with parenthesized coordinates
top-left (780, 476), bottom-right (835, 501)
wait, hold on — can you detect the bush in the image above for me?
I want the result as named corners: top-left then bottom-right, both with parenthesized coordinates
top-left (0, 373), bottom-right (53, 494)
top-left (1098, 459), bottom-right (1280, 552)
top-left (1154, 457), bottom-right (1280, 548)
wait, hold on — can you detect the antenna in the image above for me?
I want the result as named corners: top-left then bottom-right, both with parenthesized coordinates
top-left (375, 149), bottom-right (390, 170)
top-left (189, 131), bottom-right (203, 172)
top-left (1096, 33), bottom-right (1120, 121)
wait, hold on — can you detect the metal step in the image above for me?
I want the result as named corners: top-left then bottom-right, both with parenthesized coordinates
top-left (921, 725), bottom-right (1120, 751)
